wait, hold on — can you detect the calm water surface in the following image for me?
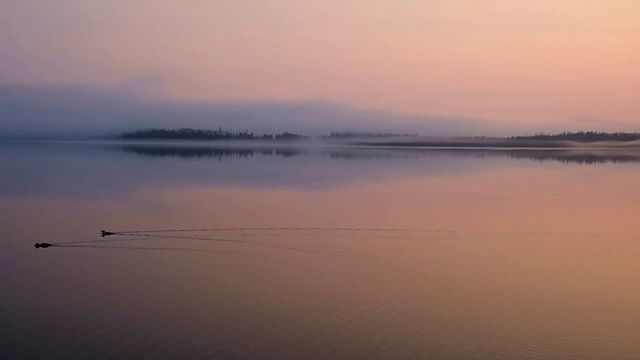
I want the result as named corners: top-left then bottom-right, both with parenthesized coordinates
top-left (2, 141), bottom-right (640, 359)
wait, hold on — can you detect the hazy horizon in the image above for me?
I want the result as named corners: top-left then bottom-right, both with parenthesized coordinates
top-left (4, 82), bottom-right (635, 140)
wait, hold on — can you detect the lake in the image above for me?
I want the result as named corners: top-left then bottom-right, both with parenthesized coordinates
top-left (2, 140), bottom-right (640, 359)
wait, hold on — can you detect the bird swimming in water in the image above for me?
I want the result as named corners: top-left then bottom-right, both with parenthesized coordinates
top-left (34, 243), bottom-right (52, 249)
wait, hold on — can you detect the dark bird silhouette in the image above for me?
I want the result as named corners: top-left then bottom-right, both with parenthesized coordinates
top-left (34, 243), bottom-right (52, 249)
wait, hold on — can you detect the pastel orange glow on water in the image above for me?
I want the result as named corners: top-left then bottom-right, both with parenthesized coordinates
top-left (4, 143), bottom-right (640, 358)
top-left (146, 163), bottom-right (640, 235)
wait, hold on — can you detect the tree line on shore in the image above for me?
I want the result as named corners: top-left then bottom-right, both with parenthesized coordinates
top-left (509, 131), bottom-right (640, 142)
top-left (121, 128), bottom-right (416, 140)
top-left (121, 128), bottom-right (640, 142)
top-left (122, 128), bottom-right (308, 141)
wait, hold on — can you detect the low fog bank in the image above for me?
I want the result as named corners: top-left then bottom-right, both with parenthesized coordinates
top-left (2, 83), bottom-right (637, 141)
top-left (347, 137), bottom-right (640, 149)
top-left (0, 83), bottom-right (543, 139)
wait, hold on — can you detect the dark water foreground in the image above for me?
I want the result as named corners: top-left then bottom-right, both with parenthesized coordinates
top-left (2, 141), bottom-right (640, 359)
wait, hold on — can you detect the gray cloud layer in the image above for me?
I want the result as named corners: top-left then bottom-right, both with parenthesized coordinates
top-left (0, 83), bottom-right (524, 139)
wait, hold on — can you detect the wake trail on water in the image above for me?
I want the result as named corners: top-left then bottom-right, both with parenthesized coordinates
top-left (55, 237), bottom-right (167, 245)
top-left (36, 227), bottom-right (628, 256)
top-left (50, 244), bottom-right (232, 254)
top-left (37, 231), bottom-right (357, 257)
top-left (106, 227), bottom-right (454, 234)
top-left (110, 232), bottom-right (351, 257)
top-left (102, 227), bottom-right (619, 239)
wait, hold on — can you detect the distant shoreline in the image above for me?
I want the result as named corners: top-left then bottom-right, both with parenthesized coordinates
top-left (4, 130), bottom-right (640, 149)
top-left (116, 129), bottom-right (640, 149)
top-left (4, 138), bottom-right (640, 150)
top-left (351, 139), bottom-right (640, 149)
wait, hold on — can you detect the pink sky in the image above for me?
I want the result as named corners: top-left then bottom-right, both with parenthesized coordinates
top-left (1, 0), bottom-right (638, 130)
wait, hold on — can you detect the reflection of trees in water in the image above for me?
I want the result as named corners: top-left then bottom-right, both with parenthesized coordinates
top-left (322, 151), bottom-right (418, 160)
top-left (439, 149), bottom-right (640, 164)
top-left (503, 150), bottom-right (640, 164)
top-left (120, 146), bottom-right (418, 160)
top-left (119, 145), bottom-right (640, 165)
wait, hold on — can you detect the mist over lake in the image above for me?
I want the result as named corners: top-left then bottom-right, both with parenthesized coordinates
top-left (3, 140), bottom-right (640, 359)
